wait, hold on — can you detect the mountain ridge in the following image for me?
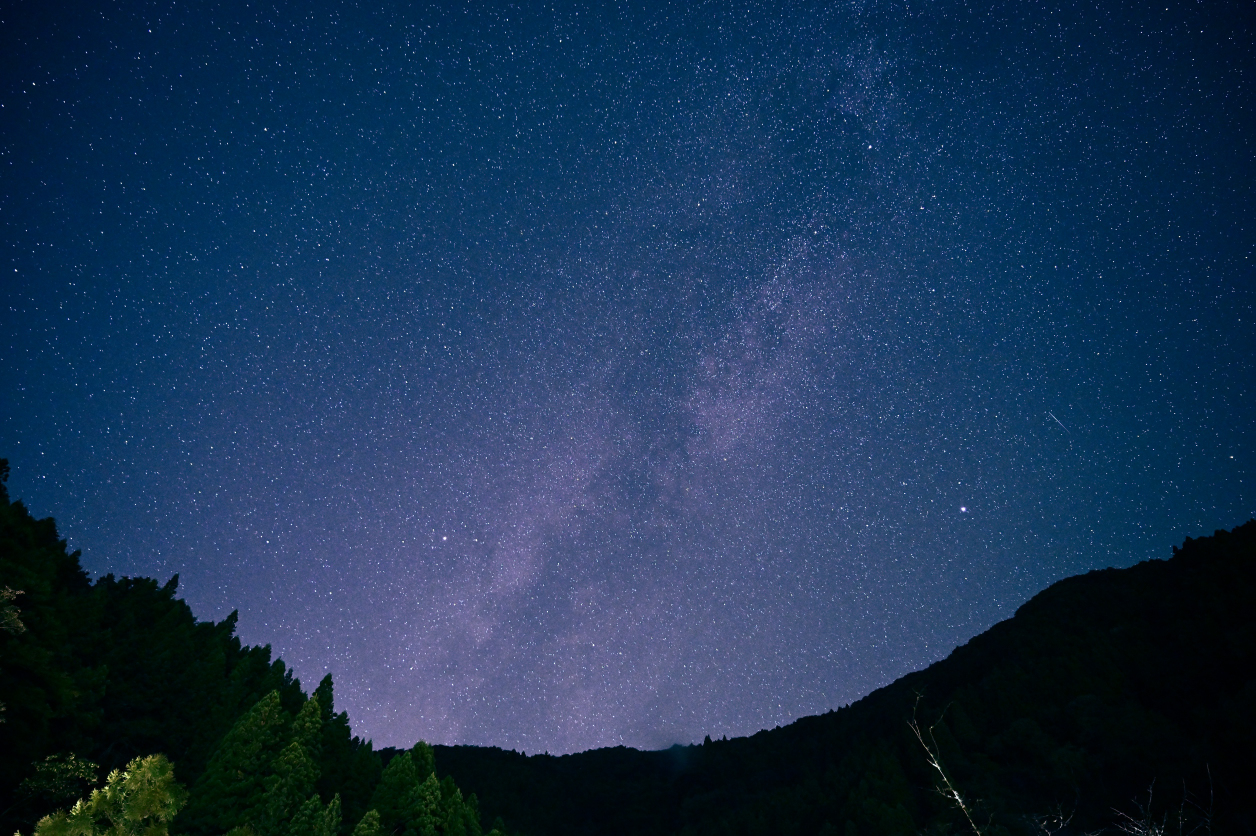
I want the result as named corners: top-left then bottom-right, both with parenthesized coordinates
top-left (432, 521), bottom-right (1256, 835)
top-left (2, 456), bottom-right (1252, 834)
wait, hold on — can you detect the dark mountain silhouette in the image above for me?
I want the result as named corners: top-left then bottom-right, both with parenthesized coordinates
top-left (433, 521), bottom-right (1256, 836)
top-left (2, 456), bottom-right (1253, 834)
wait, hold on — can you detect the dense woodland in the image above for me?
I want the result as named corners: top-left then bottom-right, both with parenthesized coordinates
top-left (0, 461), bottom-right (498, 836)
top-left (2, 458), bottom-right (1254, 835)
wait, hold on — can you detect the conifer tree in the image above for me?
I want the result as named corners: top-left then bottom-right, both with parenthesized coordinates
top-left (437, 775), bottom-right (481, 836)
top-left (409, 773), bottom-right (441, 836)
top-left (289, 692), bottom-right (323, 755)
top-left (437, 776), bottom-right (465, 836)
top-left (368, 752), bottom-right (418, 835)
top-left (311, 674), bottom-right (375, 826)
top-left (410, 742), bottom-right (435, 783)
top-left (286, 792), bottom-right (340, 836)
top-left (367, 746), bottom-right (447, 836)
top-left (351, 809), bottom-right (381, 836)
top-left (256, 695), bottom-right (323, 836)
top-left (180, 691), bottom-right (289, 836)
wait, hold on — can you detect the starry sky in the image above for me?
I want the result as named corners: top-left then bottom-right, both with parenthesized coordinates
top-left (2, 0), bottom-right (1253, 754)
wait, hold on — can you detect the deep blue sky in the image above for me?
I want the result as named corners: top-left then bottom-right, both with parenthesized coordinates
top-left (2, 0), bottom-right (1253, 754)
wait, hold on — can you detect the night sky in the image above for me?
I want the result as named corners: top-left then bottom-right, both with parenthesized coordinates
top-left (2, 0), bottom-right (1253, 755)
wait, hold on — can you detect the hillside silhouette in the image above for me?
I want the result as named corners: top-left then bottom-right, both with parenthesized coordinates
top-left (2, 457), bottom-right (1253, 834)
top-left (0, 460), bottom-right (492, 836)
top-left (434, 521), bottom-right (1256, 835)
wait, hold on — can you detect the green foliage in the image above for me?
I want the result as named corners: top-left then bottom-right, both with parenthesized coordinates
top-left (12, 448), bottom-right (1248, 836)
top-left (30, 754), bottom-right (187, 836)
top-left (286, 793), bottom-right (341, 836)
top-left (256, 697), bottom-right (322, 836)
top-left (0, 577), bottom-right (23, 725)
top-left (407, 773), bottom-right (440, 836)
top-left (410, 743), bottom-right (435, 787)
top-left (365, 744), bottom-right (480, 836)
top-left (370, 752), bottom-right (416, 834)
top-left (179, 691), bottom-right (290, 836)
top-left (0, 460), bottom-right (496, 836)
top-left (0, 461), bottom-right (92, 804)
top-left (313, 675), bottom-right (380, 831)
top-left (15, 754), bottom-right (99, 813)
top-left (0, 459), bottom-right (306, 834)
top-left (0, 585), bottom-right (23, 634)
top-left (351, 809), bottom-right (381, 836)
top-left (290, 693), bottom-right (324, 756)
top-left (436, 774), bottom-right (481, 836)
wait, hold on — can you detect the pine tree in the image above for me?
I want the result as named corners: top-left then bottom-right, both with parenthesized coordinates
top-left (31, 754), bottom-right (187, 836)
top-left (408, 773), bottom-right (441, 836)
top-left (180, 691), bottom-right (289, 836)
top-left (336, 740), bottom-right (383, 834)
top-left (368, 752), bottom-right (418, 835)
top-left (410, 742), bottom-right (435, 783)
top-left (286, 792), bottom-right (340, 836)
top-left (256, 695), bottom-right (323, 836)
top-left (290, 692), bottom-right (323, 756)
top-left (367, 746), bottom-right (450, 836)
top-left (434, 774), bottom-right (482, 836)
top-left (312, 674), bottom-right (376, 828)
top-left (351, 809), bottom-right (381, 836)
top-left (438, 775), bottom-right (467, 836)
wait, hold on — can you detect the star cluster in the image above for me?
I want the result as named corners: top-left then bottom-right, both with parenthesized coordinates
top-left (2, 1), bottom-right (1253, 753)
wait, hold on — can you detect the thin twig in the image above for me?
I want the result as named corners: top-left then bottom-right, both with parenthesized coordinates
top-left (909, 695), bottom-right (984, 836)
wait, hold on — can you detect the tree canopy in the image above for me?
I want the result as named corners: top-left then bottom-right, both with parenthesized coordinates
top-left (0, 461), bottom-right (496, 836)
top-left (3, 456), bottom-right (1253, 834)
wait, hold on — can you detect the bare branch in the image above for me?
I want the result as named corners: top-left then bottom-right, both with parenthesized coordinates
top-left (909, 695), bottom-right (985, 836)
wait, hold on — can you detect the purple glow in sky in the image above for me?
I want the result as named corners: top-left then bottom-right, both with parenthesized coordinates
top-left (2, 0), bottom-right (1253, 754)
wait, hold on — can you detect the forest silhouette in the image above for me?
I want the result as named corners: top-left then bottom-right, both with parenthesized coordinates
top-left (1, 459), bottom-right (1252, 835)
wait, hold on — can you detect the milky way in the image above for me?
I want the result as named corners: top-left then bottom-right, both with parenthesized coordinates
top-left (2, 1), bottom-right (1253, 753)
